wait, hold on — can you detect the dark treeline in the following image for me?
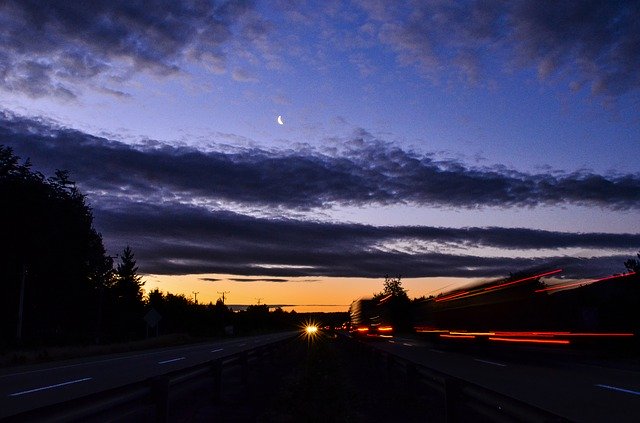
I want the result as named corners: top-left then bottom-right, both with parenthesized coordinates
top-left (145, 290), bottom-right (299, 338)
top-left (0, 146), bottom-right (299, 347)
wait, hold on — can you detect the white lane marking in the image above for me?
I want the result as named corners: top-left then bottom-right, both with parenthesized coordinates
top-left (0, 344), bottom-right (217, 378)
top-left (388, 340), bottom-right (396, 344)
top-left (9, 377), bottom-right (92, 397)
top-left (474, 359), bottom-right (507, 367)
top-left (429, 349), bottom-right (444, 354)
top-left (211, 348), bottom-right (224, 353)
top-left (0, 332), bottom-right (292, 379)
top-left (239, 343), bottom-right (246, 347)
top-left (596, 384), bottom-right (640, 396)
top-left (158, 357), bottom-right (186, 365)
top-left (402, 342), bottom-right (414, 347)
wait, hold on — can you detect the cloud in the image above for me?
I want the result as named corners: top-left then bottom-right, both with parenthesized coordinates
top-left (0, 0), bottom-right (268, 98)
top-left (2, 111), bottom-right (639, 211)
top-left (90, 199), bottom-right (637, 278)
top-left (360, 0), bottom-right (640, 96)
top-left (229, 278), bottom-right (290, 282)
top-left (2, 111), bottom-right (638, 279)
top-left (231, 68), bottom-right (258, 82)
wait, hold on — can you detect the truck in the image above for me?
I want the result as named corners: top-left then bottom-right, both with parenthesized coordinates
top-left (349, 297), bottom-right (394, 338)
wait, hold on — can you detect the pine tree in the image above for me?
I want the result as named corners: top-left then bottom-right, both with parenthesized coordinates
top-left (114, 246), bottom-right (144, 305)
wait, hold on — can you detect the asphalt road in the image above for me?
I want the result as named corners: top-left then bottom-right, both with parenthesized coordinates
top-left (0, 331), bottom-right (297, 419)
top-left (370, 335), bottom-right (640, 422)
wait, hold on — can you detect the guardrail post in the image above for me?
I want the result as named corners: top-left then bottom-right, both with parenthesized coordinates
top-left (268, 343), bottom-right (276, 364)
top-left (386, 354), bottom-right (395, 384)
top-left (444, 377), bottom-right (463, 423)
top-left (240, 351), bottom-right (248, 385)
top-left (406, 362), bottom-right (418, 395)
top-left (256, 346), bottom-right (264, 366)
top-left (211, 359), bottom-right (223, 402)
top-left (151, 376), bottom-right (170, 423)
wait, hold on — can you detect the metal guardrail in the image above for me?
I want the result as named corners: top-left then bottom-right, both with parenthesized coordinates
top-left (4, 336), bottom-right (293, 423)
top-left (344, 336), bottom-right (570, 423)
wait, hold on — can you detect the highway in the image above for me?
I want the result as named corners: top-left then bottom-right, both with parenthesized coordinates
top-left (370, 335), bottom-right (640, 422)
top-left (0, 331), bottom-right (296, 419)
top-left (3, 330), bottom-right (639, 422)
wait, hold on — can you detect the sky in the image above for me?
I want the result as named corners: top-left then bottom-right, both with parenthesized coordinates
top-left (1, 0), bottom-right (639, 310)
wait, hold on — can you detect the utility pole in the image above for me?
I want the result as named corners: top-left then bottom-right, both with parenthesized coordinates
top-left (217, 291), bottom-right (230, 304)
top-left (255, 297), bottom-right (263, 305)
top-left (192, 291), bottom-right (199, 304)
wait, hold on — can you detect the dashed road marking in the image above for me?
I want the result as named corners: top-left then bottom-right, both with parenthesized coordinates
top-left (9, 377), bottom-right (92, 397)
top-left (158, 357), bottom-right (186, 365)
top-left (474, 359), bottom-right (507, 367)
top-left (596, 384), bottom-right (640, 396)
top-left (211, 348), bottom-right (224, 353)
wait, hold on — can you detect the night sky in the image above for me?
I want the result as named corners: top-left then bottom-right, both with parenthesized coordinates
top-left (1, 1), bottom-right (639, 309)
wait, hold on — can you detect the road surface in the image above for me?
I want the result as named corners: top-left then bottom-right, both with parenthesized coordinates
top-left (370, 335), bottom-right (640, 422)
top-left (0, 331), bottom-right (296, 419)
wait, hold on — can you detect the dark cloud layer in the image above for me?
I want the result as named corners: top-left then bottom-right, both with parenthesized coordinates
top-left (2, 112), bottom-right (639, 211)
top-left (2, 112), bottom-right (637, 278)
top-left (0, 0), bottom-right (264, 98)
top-left (93, 199), bottom-right (637, 278)
top-left (363, 0), bottom-right (640, 95)
top-left (229, 278), bottom-right (290, 282)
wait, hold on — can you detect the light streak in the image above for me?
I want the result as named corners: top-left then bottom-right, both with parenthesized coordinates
top-left (440, 334), bottom-right (476, 339)
top-left (483, 269), bottom-right (563, 292)
top-left (434, 290), bottom-right (470, 302)
top-left (414, 327), bottom-right (449, 333)
top-left (488, 337), bottom-right (570, 345)
top-left (536, 271), bottom-right (636, 293)
top-left (450, 331), bottom-right (495, 336)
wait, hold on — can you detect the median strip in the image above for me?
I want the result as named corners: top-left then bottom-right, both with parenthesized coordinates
top-left (158, 357), bottom-right (186, 364)
top-left (9, 377), bottom-right (92, 397)
top-left (596, 384), bottom-right (640, 396)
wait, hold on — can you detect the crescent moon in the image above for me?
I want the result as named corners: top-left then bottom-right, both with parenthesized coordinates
top-left (277, 115), bottom-right (284, 125)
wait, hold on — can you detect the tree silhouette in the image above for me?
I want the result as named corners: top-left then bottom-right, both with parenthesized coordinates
top-left (114, 246), bottom-right (144, 304)
top-left (1, 146), bottom-right (113, 344)
top-left (624, 251), bottom-right (640, 273)
top-left (107, 246), bottom-right (145, 339)
top-left (375, 275), bottom-right (411, 332)
top-left (379, 275), bottom-right (409, 300)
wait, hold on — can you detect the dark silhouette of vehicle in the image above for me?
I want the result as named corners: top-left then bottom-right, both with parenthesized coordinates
top-left (349, 297), bottom-right (394, 338)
